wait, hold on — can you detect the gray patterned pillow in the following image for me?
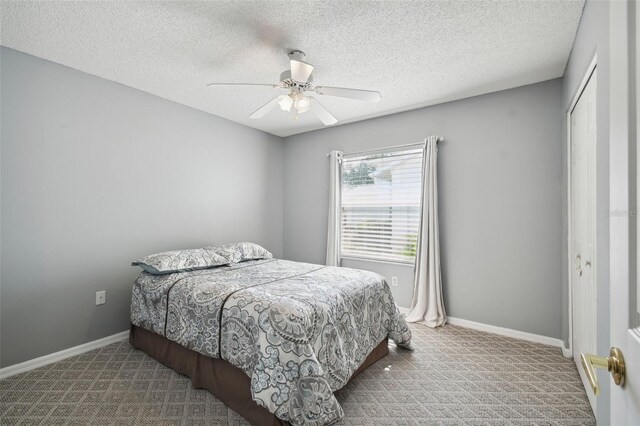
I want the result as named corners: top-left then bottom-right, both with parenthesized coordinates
top-left (208, 242), bottom-right (273, 264)
top-left (132, 247), bottom-right (229, 275)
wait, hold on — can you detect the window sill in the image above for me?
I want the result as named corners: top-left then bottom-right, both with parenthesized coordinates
top-left (340, 256), bottom-right (415, 267)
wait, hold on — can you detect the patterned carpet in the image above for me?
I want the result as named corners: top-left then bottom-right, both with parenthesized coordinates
top-left (0, 323), bottom-right (595, 425)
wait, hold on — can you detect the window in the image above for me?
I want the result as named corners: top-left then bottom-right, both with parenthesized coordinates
top-left (340, 147), bottom-right (423, 264)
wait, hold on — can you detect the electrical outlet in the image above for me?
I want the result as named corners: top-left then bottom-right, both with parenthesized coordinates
top-left (391, 276), bottom-right (398, 287)
top-left (96, 290), bottom-right (106, 305)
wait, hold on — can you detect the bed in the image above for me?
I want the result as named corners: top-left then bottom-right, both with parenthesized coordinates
top-left (129, 245), bottom-right (412, 425)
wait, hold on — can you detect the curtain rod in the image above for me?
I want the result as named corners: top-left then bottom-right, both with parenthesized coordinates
top-left (326, 137), bottom-right (444, 157)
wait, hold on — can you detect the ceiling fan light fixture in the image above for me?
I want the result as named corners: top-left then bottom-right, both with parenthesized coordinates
top-left (294, 94), bottom-right (311, 113)
top-left (208, 50), bottom-right (380, 125)
top-left (279, 94), bottom-right (294, 111)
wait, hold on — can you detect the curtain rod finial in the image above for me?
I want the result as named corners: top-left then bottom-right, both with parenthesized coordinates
top-left (426, 136), bottom-right (444, 143)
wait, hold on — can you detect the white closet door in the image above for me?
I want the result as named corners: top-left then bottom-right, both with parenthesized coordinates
top-left (570, 68), bottom-right (597, 412)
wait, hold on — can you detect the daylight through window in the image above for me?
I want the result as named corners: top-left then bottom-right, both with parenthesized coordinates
top-left (340, 147), bottom-right (424, 264)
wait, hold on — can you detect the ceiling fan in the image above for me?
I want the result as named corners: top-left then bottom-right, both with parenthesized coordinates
top-left (207, 50), bottom-right (381, 126)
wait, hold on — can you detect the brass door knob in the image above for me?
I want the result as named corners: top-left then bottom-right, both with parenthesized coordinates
top-left (580, 347), bottom-right (626, 396)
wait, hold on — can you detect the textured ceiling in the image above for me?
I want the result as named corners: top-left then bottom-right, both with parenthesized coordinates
top-left (0, 1), bottom-right (584, 137)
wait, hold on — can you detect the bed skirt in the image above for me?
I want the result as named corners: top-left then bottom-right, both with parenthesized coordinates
top-left (129, 325), bottom-right (389, 426)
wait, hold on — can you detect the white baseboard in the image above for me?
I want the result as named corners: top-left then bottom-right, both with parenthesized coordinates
top-left (397, 306), bottom-right (567, 351)
top-left (445, 317), bottom-right (564, 348)
top-left (0, 330), bottom-right (129, 380)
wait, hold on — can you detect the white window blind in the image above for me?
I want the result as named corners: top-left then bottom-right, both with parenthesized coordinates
top-left (340, 147), bottom-right (424, 264)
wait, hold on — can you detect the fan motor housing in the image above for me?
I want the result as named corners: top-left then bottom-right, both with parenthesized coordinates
top-left (279, 70), bottom-right (313, 90)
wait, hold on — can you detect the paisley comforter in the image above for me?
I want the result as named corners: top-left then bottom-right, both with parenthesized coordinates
top-left (130, 259), bottom-right (412, 425)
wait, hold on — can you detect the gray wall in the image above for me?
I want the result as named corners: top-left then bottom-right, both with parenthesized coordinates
top-left (0, 45), bottom-right (570, 368)
top-left (559, 0), bottom-right (610, 421)
top-left (0, 47), bottom-right (284, 368)
top-left (283, 79), bottom-right (563, 339)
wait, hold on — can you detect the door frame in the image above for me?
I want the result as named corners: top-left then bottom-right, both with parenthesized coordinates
top-left (609, 0), bottom-right (639, 421)
top-left (566, 54), bottom-right (598, 359)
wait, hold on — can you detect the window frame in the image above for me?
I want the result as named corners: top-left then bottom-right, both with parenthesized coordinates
top-left (339, 145), bottom-right (424, 266)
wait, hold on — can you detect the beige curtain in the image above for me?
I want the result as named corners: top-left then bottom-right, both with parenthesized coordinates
top-left (405, 136), bottom-right (447, 327)
top-left (326, 150), bottom-right (343, 266)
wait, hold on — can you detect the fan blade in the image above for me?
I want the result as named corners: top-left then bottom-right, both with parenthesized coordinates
top-left (314, 86), bottom-right (381, 102)
top-left (290, 59), bottom-right (314, 82)
top-left (249, 95), bottom-right (286, 119)
top-left (207, 83), bottom-right (281, 88)
top-left (309, 97), bottom-right (337, 126)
